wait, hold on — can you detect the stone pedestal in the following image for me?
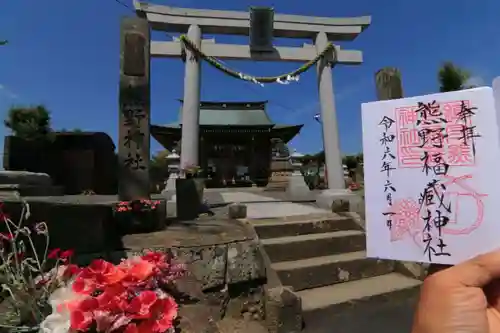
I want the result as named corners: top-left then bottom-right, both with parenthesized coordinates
top-left (286, 171), bottom-right (311, 200)
top-left (315, 189), bottom-right (364, 214)
top-left (165, 173), bottom-right (178, 191)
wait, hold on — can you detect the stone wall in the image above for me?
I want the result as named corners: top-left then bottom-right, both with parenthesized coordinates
top-left (3, 133), bottom-right (117, 194)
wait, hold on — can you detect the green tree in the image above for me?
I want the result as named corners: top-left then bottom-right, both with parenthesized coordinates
top-left (342, 155), bottom-right (358, 170)
top-left (59, 128), bottom-right (83, 133)
top-left (355, 152), bottom-right (363, 164)
top-left (150, 149), bottom-right (170, 180)
top-left (0, 40), bottom-right (7, 46)
top-left (438, 62), bottom-right (471, 92)
top-left (4, 105), bottom-right (53, 140)
top-left (314, 150), bottom-right (325, 163)
top-left (151, 150), bottom-right (170, 168)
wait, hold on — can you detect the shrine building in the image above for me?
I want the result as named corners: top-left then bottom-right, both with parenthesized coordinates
top-left (150, 100), bottom-right (303, 187)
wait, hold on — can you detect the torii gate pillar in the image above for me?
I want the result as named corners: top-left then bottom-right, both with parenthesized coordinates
top-left (179, 24), bottom-right (202, 171)
top-left (315, 31), bottom-right (345, 190)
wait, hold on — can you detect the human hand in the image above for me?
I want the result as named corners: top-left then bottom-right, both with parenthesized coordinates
top-left (412, 250), bottom-right (500, 333)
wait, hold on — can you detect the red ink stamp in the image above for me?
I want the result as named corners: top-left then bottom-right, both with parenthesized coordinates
top-left (440, 174), bottom-right (486, 236)
top-left (389, 198), bottom-right (420, 242)
top-left (395, 100), bottom-right (476, 169)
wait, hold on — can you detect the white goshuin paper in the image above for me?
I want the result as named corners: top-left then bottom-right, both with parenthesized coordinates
top-left (362, 87), bottom-right (500, 265)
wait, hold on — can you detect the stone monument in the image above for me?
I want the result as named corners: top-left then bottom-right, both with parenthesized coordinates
top-left (375, 67), bottom-right (404, 100)
top-left (118, 17), bottom-right (151, 201)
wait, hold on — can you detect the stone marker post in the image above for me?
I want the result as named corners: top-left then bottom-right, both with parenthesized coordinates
top-left (118, 17), bottom-right (151, 201)
top-left (375, 67), bottom-right (404, 100)
top-left (374, 67), bottom-right (433, 277)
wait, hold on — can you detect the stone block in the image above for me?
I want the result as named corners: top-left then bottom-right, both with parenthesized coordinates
top-left (264, 286), bottom-right (302, 333)
top-left (315, 189), bottom-right (363, 213)
top-left (226, 240), bottom-right (266, 284)
top-left (176, 178), bottom-right (204, 220)
top-left (331, 199), bottom-right (350, 213)
top-left (228, 203), bottom-right (247, 219)
top-left (166, 199), bottom-right (176, 218)
top-left (0, 198), bottom-right (122, 256)
top-left (170, 245), bottom-right (228, 290)
top-left (0, 171), bottom-right (52, 186)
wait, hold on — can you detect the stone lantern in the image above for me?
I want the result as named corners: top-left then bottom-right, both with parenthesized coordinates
top-left (166, 149), bottom-right (181, 174)
top-left (163, 150), bottom-right (181, 192)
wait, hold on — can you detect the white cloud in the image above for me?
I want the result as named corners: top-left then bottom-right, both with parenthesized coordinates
top-left (0, 84), bottom-right (18, 99)
top-left (465, 76), bottom-right (486, 88)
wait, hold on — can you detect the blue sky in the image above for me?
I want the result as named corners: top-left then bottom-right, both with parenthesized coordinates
top-left (1, 0), bottom-right (499, 162)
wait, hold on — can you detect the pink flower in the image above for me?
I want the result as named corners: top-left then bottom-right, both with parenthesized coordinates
top-left (0, 232), bottom-right (13, 240)
top-left (70, 297), bottom-right (99, 331)
top-left (127, 290), bottom-right (158, 319)
top-left (73, 259), bottom-right (126, 294)
top-left (60, 249), bottom-right (74, 260)
top-left (48, 248), bottom-right (60, 259)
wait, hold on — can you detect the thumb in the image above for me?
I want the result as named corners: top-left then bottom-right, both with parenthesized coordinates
top-left (437, 249), bottom-right (500, 287)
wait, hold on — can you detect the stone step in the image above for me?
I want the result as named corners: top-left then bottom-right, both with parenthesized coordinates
top-left (299, 273), bottom-right (421, 326)
top-left (265, 182), bottom-right (288, 187)
top-left (272, 251), bottom-right (395, 292)
top-left (253, 215), bottom-right (360, 239)
top-left (261, 230), bottom-right (365, 262)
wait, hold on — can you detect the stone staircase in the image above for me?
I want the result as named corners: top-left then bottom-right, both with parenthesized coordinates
top-left (252, 212), bottom-right (422, 331)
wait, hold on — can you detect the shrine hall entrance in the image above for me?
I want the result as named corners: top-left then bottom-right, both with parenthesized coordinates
top-left (201, 131), bottom-right (272, 188)
top-left (206, 142), bottom-right (250, 186)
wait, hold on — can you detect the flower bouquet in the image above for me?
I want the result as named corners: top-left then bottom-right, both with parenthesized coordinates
top-left (113, 200), bottom-right (162, 233)
top-left (0, 199), bottom-right (188, 333)
top-left (114, 200), bottom-right (160, 214)
top-left (40, 251), bottom-right (186, 333)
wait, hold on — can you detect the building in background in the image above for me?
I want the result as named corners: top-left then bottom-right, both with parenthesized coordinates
top-left (151, 100), bottom-right (303, 187)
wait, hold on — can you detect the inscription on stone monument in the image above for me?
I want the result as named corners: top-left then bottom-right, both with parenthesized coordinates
top-left (124, 33), bottom-right (146, 77)
top-left (118, 18), bottom-right (151, 200)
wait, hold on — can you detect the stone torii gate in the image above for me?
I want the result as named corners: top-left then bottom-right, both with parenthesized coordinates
top-left (118, 2), bottom-right (370, 201)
